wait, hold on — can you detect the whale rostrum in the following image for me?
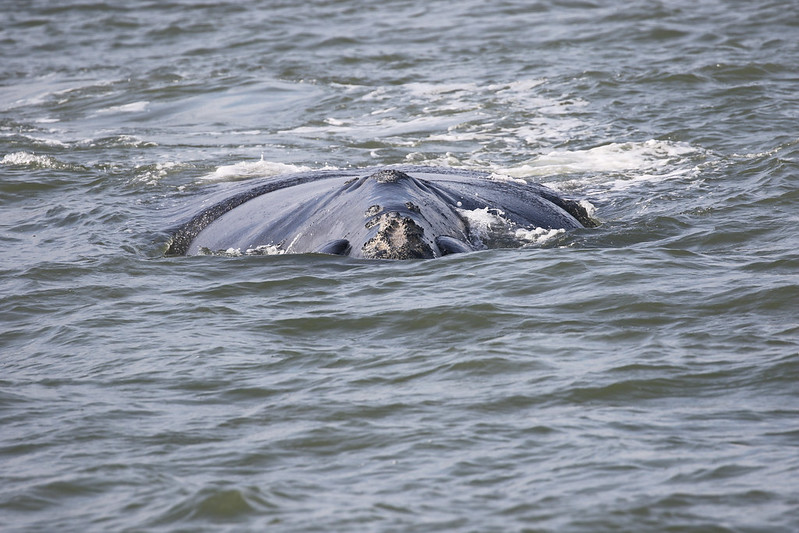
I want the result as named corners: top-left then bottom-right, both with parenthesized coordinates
top-left (166, 166), bottom-right (596, 259)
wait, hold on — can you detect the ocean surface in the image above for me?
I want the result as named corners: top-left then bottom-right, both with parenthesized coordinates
top-left (2, 1), bottom-right (798, 531)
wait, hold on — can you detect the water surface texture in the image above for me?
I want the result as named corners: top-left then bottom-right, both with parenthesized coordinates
top-left (2, 1), bottom-right (798, 531)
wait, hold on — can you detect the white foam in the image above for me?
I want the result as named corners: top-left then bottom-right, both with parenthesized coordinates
top-left (491, 79), bottom-right (547, 93)
top-left (362, 86), bottom-right (389, 101)
top-left (199, 244), bottom-right (284, 257)
top-left (404, 152), bottom-right (464, 167)
top-left (426, 131), bottom-right (492, 143)
top-left (495, 139), bottom-right (701, 188)
top-left (3, 135), bottom-right (70, 148)
top-left (1, 151), bottom-right (59, 168)
top-left (95, 101), bottom-right (149, 114)
top-left (133, 161), bottom-right (181, 185)
top-left (579, 199), bottom-right (597, 219)
top-left (514, 227), bottom-right (565, 244)
top-left (370, 107), bottom-right (398, 115)
top-left (458, 206), bottom-right (571, 248)
top-left (282, 79), bottom-right (704, 192)
top-left (278, 78), bottom-right (587, 157)
top-left (459, 207), bottom-right (508, 240)
top-left (287, 113), bottom-right (474, 141)
top-left (37, 137), bottom-right (69, 148)
top-left (245, 245), bottom-right (284, 256)
top-left (488, 173), bottom-right (528, 185)
top-left (404, 81), bottom-right (479, 98)
top-left (199, 156), bottom-right (314, 182)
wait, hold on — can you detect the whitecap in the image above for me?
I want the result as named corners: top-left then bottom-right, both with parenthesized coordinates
top-left (1, 151), bottom-right (60, 168)
top-left (579, 199), bottom-right (597, 219)
top-left (199, 156), bottom-right (314, 182)
top-left (132, 161), bottom-right (182, 185)
top-left (95, 101), bottom-right (150, 114)
top-left (495, 139), bottom-right (701, 187)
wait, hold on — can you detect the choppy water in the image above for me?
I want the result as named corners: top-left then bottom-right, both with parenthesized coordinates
top-left (2, 1), bottom-right (798, 531)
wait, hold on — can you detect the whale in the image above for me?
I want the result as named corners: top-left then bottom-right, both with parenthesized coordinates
top-left (165, 165), bottom-right (596, 259)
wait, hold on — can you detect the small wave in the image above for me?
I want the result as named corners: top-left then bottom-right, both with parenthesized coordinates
top-left (132, 161), bottom-right (184, 185)
top-left (2, 132), bottom-right (158, 152)
top-left (79, 134), bottom-right (157, 149)
top-left (199, 156), bottom-right (314, 182)
top-left (152, 485), bottom-right (274, 526)
top-left (492, 139), bottom-right (704, 192)
top-left (0, 132), bottom-right (70, 149)
top-left (1, 151), bottom-right (73, 170)
top-left (95, 100), bottom-right (150, 115)
top-left (497, 139), bottom-right (698, 176)
top-left (279, 78), bottom-right (593, 160)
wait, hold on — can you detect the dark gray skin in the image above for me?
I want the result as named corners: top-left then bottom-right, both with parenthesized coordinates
top-left (166, 166), bottom-right (596, 259)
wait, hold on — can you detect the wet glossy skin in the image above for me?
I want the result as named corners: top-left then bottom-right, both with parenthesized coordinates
top-left (166, 166), bottom-right (595, 259)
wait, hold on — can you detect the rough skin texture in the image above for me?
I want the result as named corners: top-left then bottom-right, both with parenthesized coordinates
top-left (361, 212), bottom-right (435, 259)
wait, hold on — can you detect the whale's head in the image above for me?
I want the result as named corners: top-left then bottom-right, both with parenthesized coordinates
top-left (167, 165), bottom-right (593, 259)
top-left (322, 169), bottom-right (472, 259)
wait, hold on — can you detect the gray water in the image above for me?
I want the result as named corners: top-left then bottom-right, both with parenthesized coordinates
top-left (2, 1), bottom-right (798, 531)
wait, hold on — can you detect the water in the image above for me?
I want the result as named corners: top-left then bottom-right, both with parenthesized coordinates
top-left (2, 1), bottom-right (798, 531)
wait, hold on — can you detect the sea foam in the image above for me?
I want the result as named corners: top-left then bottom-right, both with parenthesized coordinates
top-left (199, 156), bottom-right (315, 182)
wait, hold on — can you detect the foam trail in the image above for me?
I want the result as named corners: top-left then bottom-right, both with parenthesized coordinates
top-left (496, 140), bottom-right (698, 177)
